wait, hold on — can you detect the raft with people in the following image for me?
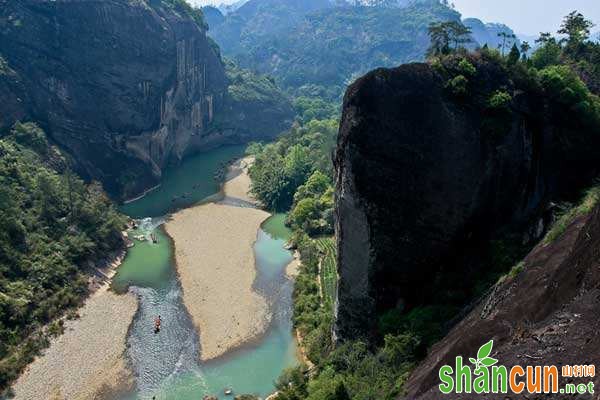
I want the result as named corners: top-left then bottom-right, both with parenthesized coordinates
top-left (154, 316), bottom-right (161, 334)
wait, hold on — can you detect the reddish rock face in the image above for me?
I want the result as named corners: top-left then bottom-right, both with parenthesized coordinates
top-left (333, 58), bottom-right (600, 341)
top-left (403, 205), bottom-right (600, 400)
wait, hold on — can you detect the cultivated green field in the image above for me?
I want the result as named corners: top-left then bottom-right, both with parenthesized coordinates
top-left (316, 237), bottom-right (337, 309)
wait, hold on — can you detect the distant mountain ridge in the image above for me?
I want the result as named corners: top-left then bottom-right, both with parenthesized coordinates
top-left (464, 17), bottom-right (519, 51)
top-left (205, 0), bottom-right (519, 98)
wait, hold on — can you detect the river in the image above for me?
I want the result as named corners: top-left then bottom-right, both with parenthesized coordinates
top-left (113, 146), bottom-right (298, 399)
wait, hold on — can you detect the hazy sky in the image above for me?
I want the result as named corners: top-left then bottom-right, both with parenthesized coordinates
top-left (193, 0), bottom-right (600, 36)
top-left (452, 0), bottom-right (599, 35)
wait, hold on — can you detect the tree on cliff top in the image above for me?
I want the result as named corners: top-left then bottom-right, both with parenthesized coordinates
top-left (559, 11), bottom-right (595, 48)
top-left (427, 20), bottom-right (472, 57)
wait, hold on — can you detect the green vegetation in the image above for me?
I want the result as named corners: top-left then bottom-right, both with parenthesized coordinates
top-left (0, 55), bottom-right (13, 76)
top-left (294, 97), bottom-right (339, 123)
top-left (315, 238), bottom-right (336, 309)
top-left (0, 123), bottom-right (125, 390)
top-left (212, 0), bottom-right (462, 99)
top-left (427, 20), bottom-right (472, 56)
top-left (225, 60), bottom-right (285, 104)
top-left (158, 0), bottom-right (208, 30)
top-left (543, 186), bottom-right (600, 245)
top-left (291, 234), bottom-right (334, 365)
top-left (276, 333), bottom-right (418, 400)
top-left (213, 60), bottom-right (294, 137)
top-left (248, 118), bottom-right (337, 216)
top-left (263, 10), bottom-right (600, 400)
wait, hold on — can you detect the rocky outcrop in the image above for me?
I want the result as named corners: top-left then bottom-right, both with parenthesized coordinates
top-left (333, 57), bottom-right (600, 340)
top-left (402, 203), bottom-right (600, 399)
top-left (0, 0), bottom-right (291, 199)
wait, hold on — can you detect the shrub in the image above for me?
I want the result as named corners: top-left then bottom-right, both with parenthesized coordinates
top-left (544, 186), bottom-right (600, 244)
top-left (488, 90), bottom-right (512, 109)
top-left (445, 74), bottom-right (468, 96)
top-left (457, 58), bottom-right (476, 76)
top-left (11, 122), bottom-right (48, 154)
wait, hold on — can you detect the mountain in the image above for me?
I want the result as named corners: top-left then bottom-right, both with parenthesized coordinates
top-left (218, 0), bottom-right (250, 15)
top-left (464, 17), bottom-right (519, 50)
top-left (208, 0), bottom-right (335, 56)
top-left (0, 0), bottom-right (292, 200)
top-left (208, 0), bottom-right (519, 98)
top-left (203, 5), bottom-right (226, 27)
top-left (333, 52), bottom-right (600, 341)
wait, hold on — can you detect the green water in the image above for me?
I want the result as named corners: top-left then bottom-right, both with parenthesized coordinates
top-left (115, 148), bottom-right (299, 399)
top-left (112, 222), bottom-right (172, 293)
top-left (261, 213), bottom-right (292, 241)
top-left (152, 317), bottom-right (298, 399)
top-left (120, 145), bottom-right (246, 218)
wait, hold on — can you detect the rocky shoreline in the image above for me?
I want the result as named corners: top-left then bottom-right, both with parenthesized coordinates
top-left (9, 242), bottom-right (138, 400)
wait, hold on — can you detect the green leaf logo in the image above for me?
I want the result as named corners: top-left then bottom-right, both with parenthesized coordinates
top-left (470, 340), bottom-right (498, 371)
top-left (477, 340), bottom-right (493, 359)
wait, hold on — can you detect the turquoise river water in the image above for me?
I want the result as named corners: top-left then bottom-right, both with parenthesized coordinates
top-left (112, 146), bottom-right (298, 400)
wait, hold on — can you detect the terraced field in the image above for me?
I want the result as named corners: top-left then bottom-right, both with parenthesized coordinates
top-left (316, 237), bottom-right (337, 309)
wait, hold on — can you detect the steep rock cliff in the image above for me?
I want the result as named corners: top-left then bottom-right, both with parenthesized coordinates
top-left (403, 203), bottom-right (600, 399)
top-left (0, 0), bottom-right (291, 199)
top-left (333, 55), bottom-right (600, 340)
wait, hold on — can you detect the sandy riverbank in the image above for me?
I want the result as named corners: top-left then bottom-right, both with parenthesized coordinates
top-left (163, 156), bottom-right (281, 361)
top-left (223, 156), bottom-right (255, 204)
top-left (9, 247), bottom-right (138, 400)
top-left (10, 286), bottom-right (137, 400)
top-left (165, 202), bottom-right (271, 361)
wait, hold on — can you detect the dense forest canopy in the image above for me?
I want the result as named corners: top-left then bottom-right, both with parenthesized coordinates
top-left (206, 0), bottom-right (516, 99)
top-left (0, 123), bottom-right (125, 389)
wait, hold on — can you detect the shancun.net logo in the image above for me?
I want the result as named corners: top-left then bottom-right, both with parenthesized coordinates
top-left (438, 340), bottom-right (596, 395)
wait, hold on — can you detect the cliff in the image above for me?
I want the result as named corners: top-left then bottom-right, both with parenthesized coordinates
top-left (403, 201), bottom-right (600, 399)
top-left (0, 0), bottom-right (292, 199)
top-left (333, 53), bottom-right (600, 340)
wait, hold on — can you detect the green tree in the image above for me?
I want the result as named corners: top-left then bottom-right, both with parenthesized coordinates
top-left (284, 145), bottom-right (313, 189)
top-left (427, 22), bottom-right (451, 56)
top-left (520, 41), bottom-right (531, 60)
top-left (448, 21), bottom-right (472, 50)
top-left (290, 198), bottom-right (319, 230)
top-left (427, 21), bottom-right (472, 57)
top-left (497, 31), bottom-right (516, 56)
top-left (558, 11), bottom-right (594, 48)
top-left (508, 43), bottom-right (521, 65)
top-left (531, 33), bottom-right (562, 69)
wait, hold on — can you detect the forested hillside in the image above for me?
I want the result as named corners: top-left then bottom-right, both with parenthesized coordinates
top-left (0, 123), bottom-right (125, 388)
top-left (207, 0), bottom-right (517, 98)
top-left (251, 10), bottom-right (600, 400)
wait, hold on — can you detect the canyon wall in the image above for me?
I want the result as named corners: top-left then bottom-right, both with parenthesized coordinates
top-left (0, 0), bottom-right (291, 199)
top-left (333, 57), bottom-right (600, 340)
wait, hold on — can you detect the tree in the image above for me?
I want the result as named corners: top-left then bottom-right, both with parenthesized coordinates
top-left (531, 33), bottom-right (562, 69)
top-left (448, 21), bottom-right (472, 50)
top-left (558, 11), bottom-right (594, 47)
top-left (520, 41), bottom-right (531, 60)
top-left (497, 32), bottom-right (516, 56)
top-left (427, 22), bottom-right (451, 56)
top-left (535, 32), bottom-right (554, 45)
top-left (427, 21), bottom-right (472, 57)
top-left (508, 43), bottom-right (521, 65)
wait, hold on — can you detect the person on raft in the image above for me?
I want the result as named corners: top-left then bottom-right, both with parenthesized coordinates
top-left (154, 315), bottom-right (161, 333)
